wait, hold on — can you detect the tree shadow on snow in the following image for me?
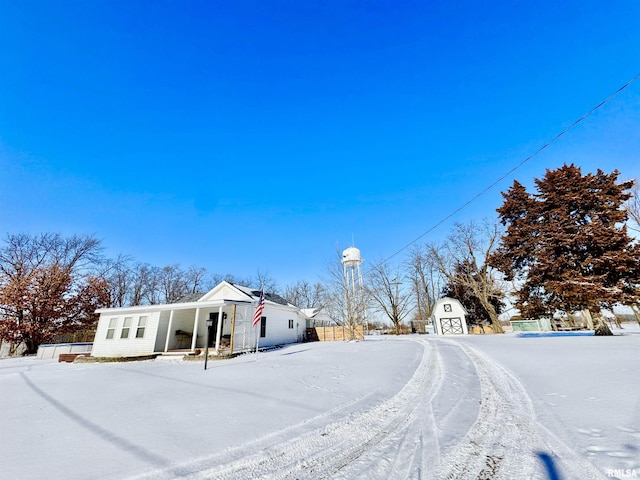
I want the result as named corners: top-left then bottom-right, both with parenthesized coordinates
top-left (20, 372), bottom-right (195, 477)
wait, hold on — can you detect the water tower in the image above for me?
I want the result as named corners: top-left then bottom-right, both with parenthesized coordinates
top-left (342, 247), bottom-right (365, 325)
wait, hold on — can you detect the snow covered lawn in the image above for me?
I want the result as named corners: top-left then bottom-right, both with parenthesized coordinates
top-left (2, 328), bottom-right (639, 479)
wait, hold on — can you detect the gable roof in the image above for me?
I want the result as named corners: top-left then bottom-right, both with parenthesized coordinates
top-left (172, 292), bottom-right (206, 303)
top-left (96, 281), bottom-right (299, 315)
top-left (300, 307), bottom-right (339, 324)
top-left (197, 281), bottom-right (252, 302)
top-left (301, 307), bottom-right (328, 318)
top-left (432, 297), bottom-right (468, 314)
top-left (196, 281), bottom-right (294, 307)
top-left (230, 283), bottom-right (292, 306)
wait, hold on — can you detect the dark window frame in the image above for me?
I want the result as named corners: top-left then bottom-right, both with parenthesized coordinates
top-left (260, 316), bottom-right (267, 338)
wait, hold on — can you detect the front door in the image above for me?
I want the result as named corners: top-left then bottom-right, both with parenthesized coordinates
top-left (208, 312), bottom-right (219, 347)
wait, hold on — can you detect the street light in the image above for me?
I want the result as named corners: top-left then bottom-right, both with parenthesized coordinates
top-left (204, 315), bottom-right (214, 370)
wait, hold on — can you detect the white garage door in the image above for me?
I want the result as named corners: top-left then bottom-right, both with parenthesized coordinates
top-left (439, 317), bottom-right (464, 334)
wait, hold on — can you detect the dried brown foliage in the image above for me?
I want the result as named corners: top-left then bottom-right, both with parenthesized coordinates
top-left (0, 234), bottom-right (108, 354)
top-left (489, 165), bottom-right (640, 335)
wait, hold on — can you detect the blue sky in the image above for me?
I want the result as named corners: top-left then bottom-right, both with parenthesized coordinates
top-left (1, 1), bottom-right (639, 288)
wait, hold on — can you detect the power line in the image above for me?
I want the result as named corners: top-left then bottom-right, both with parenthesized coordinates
top-left (383, 72), bottom-right (640, 263)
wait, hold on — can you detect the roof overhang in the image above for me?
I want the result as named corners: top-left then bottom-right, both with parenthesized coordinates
top-left (95, 299), bottom-right (254, 315)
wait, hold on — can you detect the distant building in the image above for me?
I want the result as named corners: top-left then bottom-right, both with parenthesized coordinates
top-left (430, 297), bottom-right (469, 335)
top-left (410, 319), bottom-right (429, 334)
top-left (300, 307), bottom-right (336, 328)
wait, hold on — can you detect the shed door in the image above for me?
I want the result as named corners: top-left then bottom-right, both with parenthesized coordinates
top-left (440, 317), bottom-right (464, 334)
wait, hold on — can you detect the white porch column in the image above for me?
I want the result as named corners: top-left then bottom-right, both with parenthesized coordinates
top-left (214, 305), bottom-right (224, 351)
top-left (229, 304), bottom-right (237, 354)
top-left (164, 310), bottom-right (175, 352)
top-left (191, 307), bottom-right (200, 351)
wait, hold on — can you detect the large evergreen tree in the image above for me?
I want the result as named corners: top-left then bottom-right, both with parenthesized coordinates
top-left (489, 165), bottom-right (640, 335)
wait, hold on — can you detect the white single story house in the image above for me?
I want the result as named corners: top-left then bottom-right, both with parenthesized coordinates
top-left (431, 297), bottom-right (469, 335)
top-left (91, 282), bottom-right (308, 358)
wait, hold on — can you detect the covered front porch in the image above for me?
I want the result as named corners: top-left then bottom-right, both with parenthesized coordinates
top-left (154, 300), bottom-right (257, 356)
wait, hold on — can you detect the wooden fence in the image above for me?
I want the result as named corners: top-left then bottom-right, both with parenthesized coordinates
top-left (307, 325), bottom-right (365, 342)
top-left (470, 325), bottom-right (495, 334)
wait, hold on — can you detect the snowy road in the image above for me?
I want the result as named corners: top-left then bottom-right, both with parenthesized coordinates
top-left (135, 339), bottom-right (604, 480)
top-left (3, 334), bottom-right (638, 479)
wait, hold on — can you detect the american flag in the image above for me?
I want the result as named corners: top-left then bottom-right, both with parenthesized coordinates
top-left (252, 291), bottom-right (265, 327)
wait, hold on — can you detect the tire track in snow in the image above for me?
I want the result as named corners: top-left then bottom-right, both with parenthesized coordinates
top-left (197, 339), bottom-right (442, 480)
top-left (437, 340), bottom-right (605, 480)
top-left (331, 339), bottom-right (445, 480)
top-left (435, 340), bottom-right (538, 479)
top-left (130, 338), bottom-right (606, 480)
top-left (131, 339), bottom-right (443, 480)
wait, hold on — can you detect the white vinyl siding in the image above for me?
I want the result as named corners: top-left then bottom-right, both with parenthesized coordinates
top-left (92, 312), bottom-right (161, 358)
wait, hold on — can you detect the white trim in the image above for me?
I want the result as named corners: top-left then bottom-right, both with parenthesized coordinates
top-left (191, 308), bottom-right (200, 351)
top-left (215, 305), bottom-right (223, 351)
top-left (164, 310), bottom-right (175, 353)
top-left (96, 300), bottom-right (228, 315)
top-left (95, 298), bottom-right (298, 315)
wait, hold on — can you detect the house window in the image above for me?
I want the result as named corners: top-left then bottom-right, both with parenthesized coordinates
top-left (121, 317), bottom-right (132, 339)
top-left (106, 318), bottom-right (118, 339)
top-left (260, 317), bottom-right (266, 338)
top-left (288, 319), bottom-right (294, 329)
top-left (136, 316), bottom-right (147, 338)
top-left (444, 304), bottom-right (452, 312)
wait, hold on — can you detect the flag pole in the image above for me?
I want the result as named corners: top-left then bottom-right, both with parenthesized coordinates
top-left (255, 323), bottom-right (260, 361)
top-left (252, 290), bottom-right (265, 362)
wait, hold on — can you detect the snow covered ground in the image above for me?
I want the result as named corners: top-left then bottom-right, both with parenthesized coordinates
top-left (2, 325), bottom-right (639, 479)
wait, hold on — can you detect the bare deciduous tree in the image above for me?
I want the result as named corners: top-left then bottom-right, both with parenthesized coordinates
top-left (100, 254), bottom-right (133, 307)
top-left (626, 181), bottom-right (640, 233)
top-left (406, 245), bottom-right (443, 323)
top-left (441, 259), bottom-right (506, 327)
top-left (129, 263), bottom-right (157, 305)
top-left (184, 266), bottom-right (208, 294)
top-left (366, 261), bottom-right (413, 335)
top-left (430, 221), bottom-right (506, 333)
top-left (622, 181), bottom-right (640, 326)
top-left (254, 269), bottom-right (279, 293)
top-left (283, 280), bottom-right (327, 308)
top-left (210, 273), bottom-right (250, 288)
top-left (159, 264), bottom-right (188, 303)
